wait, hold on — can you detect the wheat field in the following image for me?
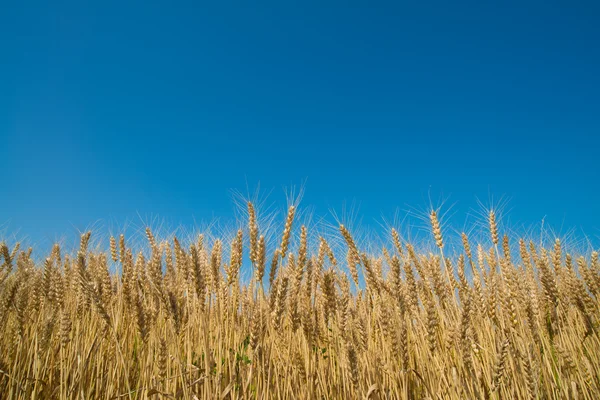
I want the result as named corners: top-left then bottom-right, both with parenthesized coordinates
top-left (0, 203), bottom-right (599, 399)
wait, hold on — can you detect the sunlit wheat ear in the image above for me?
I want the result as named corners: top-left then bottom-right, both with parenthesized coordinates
top-left (51, 243), bottom-right (62, 266)
top-left (248, 201), bottom-right (258, 264)
top-left (491, 338), bottom-right (510, 392)
top-left (135, 289), bottom-right (148, 342)
top-left (210, 239), bottom-right (222, 293)
top-left (0, 242), bottom-right (9, 271)
top-left (502, 235), bottom-right (511, 262)
top-left (460, 232), bottom-right (470, 256)
top-left (565, 253), bottom-right (573, 270)
top-left (402, 256), bottom-right (419, 310)
top-left (317, 237), bottom-right (336, 272)
top-left (316, 238), bottom-right (327, 272)
top-left (280, 205), bottom-right (296, 259)
top-left (425, 289), bottom-right (439, 353)
top-left (268, 248), bottom-right (280, 290)
top-left (227, 229), bottom-right (243, 285)
top-left (538, 251), bottom-right (559, 309)
top-left (459, 294), bottom-right (473, 372)
top-left (391, 228), bottom-right (404, 257)
top-left (340, 225), bottom-right (360, 287)
top-left (344, 249), bottom-right (359, 288)
top-left (157, 338), bottom-right (168, 385)
top-left (76, 250), bottom-right (111, 327)
top-left (287, 253), bottom-right (301, 296)
top-left (189, 245), bottom-right (205, 311)
top-left (552, 238), bottom-right (562, 269)
top-left (346, 343), bottom-right (359, 390)
top-left (488, 210), bottom-right (499, 246)
top-left (59, 309), bottom-right (72, 347)
top-left (382, 247), bottom-right (392, 269)
top-left (42, 257), bottom-right (53, 302)
top-left (592, 251), bottom-right (599, 274)
top-left (79, 231), bottom-right (92, 254)
top-left (255, 235), bottom-right (266, 284)
top-left (361, 254), bottom-right (380, 294)
top-left (272, 275), bottom-right (288, 330)
top-left (321, 269), bottom-right (337, 326)
top-left (116, 234), bottom-right (125, 266)
top-left (456, 254), bottom-right (468, 295)
top-left (300, 286), bottom-right (314, 344)
top-left (249, 302), bottom-right (265, 351)
top-left (528, 241), bottom-right (539, 266)
top-left (518, 239), bottom-right (532, 275)
top-left (388, 254), bottom-right (402, 300)
top-left (429, 211), bottom-right (444, 249)
top-left (145, 227), bottom-right (157, 249)
top-left (298, 226), bottom-right (307, 271)
top-left (339, 225), bottom-right (359, 255)
top-left (109, 236), bottom-right (118, 262)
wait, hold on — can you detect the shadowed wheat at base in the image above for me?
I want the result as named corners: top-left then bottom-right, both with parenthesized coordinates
top-left (0, 204), bottom-right (599, 399)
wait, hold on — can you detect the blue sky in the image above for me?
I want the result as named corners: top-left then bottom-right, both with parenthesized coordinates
top-left (1, 0), bottom-right (599, 247)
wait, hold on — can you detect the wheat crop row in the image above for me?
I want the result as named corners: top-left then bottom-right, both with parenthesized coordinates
top-left (0, 204), bottom-right (599, 399)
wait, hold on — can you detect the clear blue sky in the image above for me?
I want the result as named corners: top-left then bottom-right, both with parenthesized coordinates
top-left (1, 0), bottom-right (599, 245)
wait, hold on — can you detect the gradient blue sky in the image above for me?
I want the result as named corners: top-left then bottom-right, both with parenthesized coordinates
top-left (1, 0), bottom-right (599, 245)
